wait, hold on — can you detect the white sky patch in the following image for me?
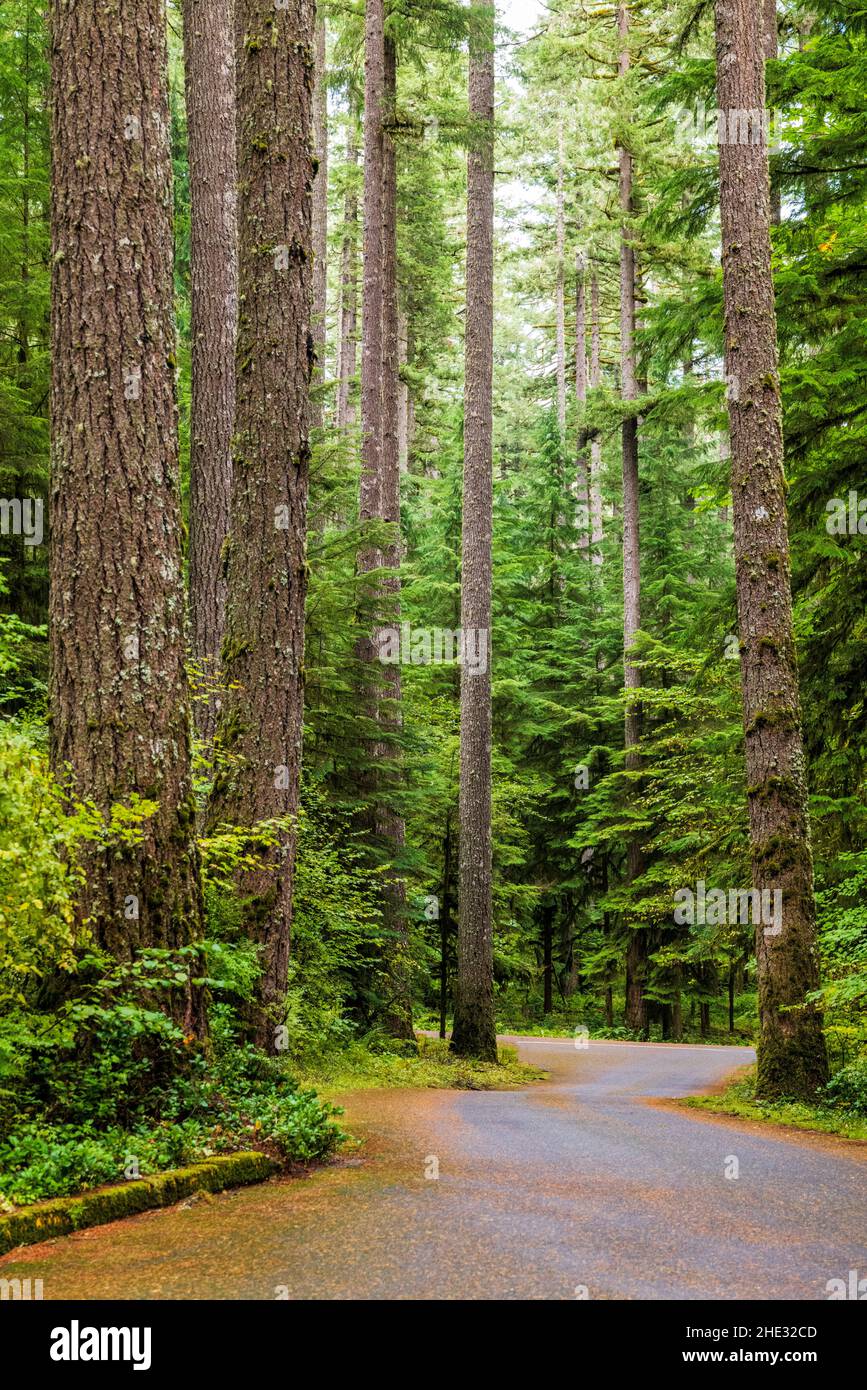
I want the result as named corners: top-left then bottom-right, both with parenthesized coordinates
top-left (499, 0), bottom-right (545, 37)
top-left (496, 0), bottom-right (547, 239)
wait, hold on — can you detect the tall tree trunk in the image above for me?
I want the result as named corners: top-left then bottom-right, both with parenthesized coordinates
top-left (354, 0), bottom-right (384, 850)
top-left (763, 0), bottom-right (781, 226)
top-left (184, 0), bottom-right (238, 744)
top-left (714, 0), bottom-right (827, 1098)
top-left (589, 264), bottom-right (604, 562)
top-left (378, 32), bottom-right (413, 1038)
top-left (336, 107), bottom-right (359, 430)
top-left (542, 903), bottom-right (554, 1016)
top-left (49, 0), bottom-right (205, 1034)
top-left (398, 311), bottom-right (410, 472)
top-left (206, 0), bottom-right (315, 1050)
top-left (617, 2), bottom-right (646, 1035)
top-left (575, 250), bottom-right (590, 546)
top-left (451, 0), bottom-right (497, 1062)
top-left (555, 121), bottom-right (566, 435)
top-left (359, 0), bottom-right (385, 561)
top-left (311, 12), bottom-right (328, 426)
top-left (439, 810), bottom-right (453, 1040)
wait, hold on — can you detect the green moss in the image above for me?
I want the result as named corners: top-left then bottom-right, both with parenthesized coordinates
top-left (298, 1038), bottom-right (546, 1098)
top-left (746, 775), bottom-right (800, 805)
top-left (754, 830), bottom-right (812, 875)
top-left (745, 706), bottom-right (797, 737)
top-left (680, 1069), bottom-right (862, 1139)
top-left (0, 1152), bottom-right (276, 1256)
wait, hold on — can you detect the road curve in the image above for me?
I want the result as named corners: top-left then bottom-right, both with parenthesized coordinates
top-left (2, 1038), bottom-right (864, 1300)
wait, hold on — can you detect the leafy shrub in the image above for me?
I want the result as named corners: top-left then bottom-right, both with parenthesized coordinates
top-left (0, 723), bottom-right (81, 996)
top-left (823, 1059), bottom-right (867, 1116)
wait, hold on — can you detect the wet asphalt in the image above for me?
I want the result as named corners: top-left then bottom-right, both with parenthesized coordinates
top-left (2, 1038), bottom-right (864, 1299)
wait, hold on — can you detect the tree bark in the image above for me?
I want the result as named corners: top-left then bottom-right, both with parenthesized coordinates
top-left (439, 809), bottom-right (453, 1040)
top-left (589, 264), bottom-right (604, 562)
top-left (575, 250), bottom-right (590, 547)
top-left (49, 0), bottom-right (205, 1033)
top-left (378, 32), bottom-right (413, 1039)
top-left (617, 2), bottom-right (646, 1035)
top-left (714, 0), bottom-right (827, 1098)
top-left (184, 0), bottom-right (238, 745)
top-left (542, 903), bottom-right (554, 1015)
top-left (206, 0), bottom-right (315, 1050)
top-left (451, 0), bottom-right (497, 1062)
top-left (763, 0), bottom-right (781, 226)
top-left (359, 0), bottom-right (385, 556)
top-left (336, 107), bottom-right (359, 431)
top-left (555, 121), bottom-right (566, 435)
top-left (311, 12), bottom-right (328, 426)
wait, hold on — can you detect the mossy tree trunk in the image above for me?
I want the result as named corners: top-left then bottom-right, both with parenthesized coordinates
top-left (714, 0), bottom-right (827, 1099)
top-left (575, 250), bottom-right (590, 549)
top-left (49, 0), bottom-right (206, 1034)
top-left (617, 1), bottom-right (647, 1036)
top-left (589, 264), bottom-right (604, 562)
top-left (311, 12), bottom-right (327, 428)
top-left (555, 121), bottom-right (566, 435)
top-left (206, 0), bottom-right (315, 1050)
top-left (356, 7), bottom-right (412, 1039)
top-left (377, 33), bottom-right (413, 1039)
top-left (336, 106), bottom-right (359, 431)
top-left (451, 0), bottom-right (497, 1062)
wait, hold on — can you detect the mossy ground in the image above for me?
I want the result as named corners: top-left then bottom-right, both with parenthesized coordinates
top-left (0, 1151), bottom-right (276, 1255)
top-left (680, 1068), bottom-right (867, 1142)
top-left (298, 1037), bottom-right (546, 1098)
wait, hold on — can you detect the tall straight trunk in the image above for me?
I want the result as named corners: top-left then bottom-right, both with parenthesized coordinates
top-left (49, 0), bottom-right (205, 1033)
top-left (542, 904), bottom-right (554, 1015)
top-left (714, 0), bottom-right (827, 1098)
top-left (355, 7), bottom-right (412, 1037)
top-left (206, 0), bottom-right (315, 1049)
top-left (555, 122), bottom-right (566, 435)
top-left (336, 108), bottom-right (360, 430)
top-left (439, 810), bottom-right (453, 1039)
top-left (398, 311), bottom-right (410, 472)
top-left (184, 0), bottom-right (238, 744)
top-left (617, 2), bottom-right (646, 1034)
top-left (378, 33), bottom-right (413, 1038)
top-left (575, 250), bottom-right (590, 545)
top-left (311, 13), bottom-right (328, 425)
top-left (452, 0), bottom-right (497, 1062)
top-left (354, 0), bottom-right (384, 862)
top-left (359, 0), bottom-right (385, 555)
top-left (764, 0), bottom-right (781, 226)
top-left (589, 265), bottom-right (604, 561)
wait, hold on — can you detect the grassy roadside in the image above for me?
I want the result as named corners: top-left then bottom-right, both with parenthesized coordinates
top-left (297, 1036), bottom-right (547, 1100)
top-left (680, 1068), bottom-right (867, 1143)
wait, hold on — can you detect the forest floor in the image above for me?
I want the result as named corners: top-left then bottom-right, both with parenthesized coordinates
top-left (2, 1037), bottom-right (865, 1299)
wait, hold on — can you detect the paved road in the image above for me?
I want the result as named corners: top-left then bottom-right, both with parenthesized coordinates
top-left (2, 1038), bottom-right (864, 1299)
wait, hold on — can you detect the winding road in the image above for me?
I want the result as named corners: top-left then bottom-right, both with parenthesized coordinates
top-left (3, 1037), bottom-right (865, 1300)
